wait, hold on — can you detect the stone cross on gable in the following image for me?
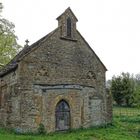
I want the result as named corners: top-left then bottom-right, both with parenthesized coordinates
top-left (25, 39), bottom-right (29, 45)
top-left (24, 39), bottom-right (29, 47)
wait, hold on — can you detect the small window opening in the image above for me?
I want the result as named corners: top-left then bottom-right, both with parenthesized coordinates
top-left (67, 17), bottom-right (72, 37)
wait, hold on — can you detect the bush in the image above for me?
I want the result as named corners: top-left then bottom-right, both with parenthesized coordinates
top-left (37, 123), bottom-right (46, 135)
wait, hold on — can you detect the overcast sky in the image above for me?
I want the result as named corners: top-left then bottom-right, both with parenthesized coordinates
top-left (1, 0), bottom-right (140, 79)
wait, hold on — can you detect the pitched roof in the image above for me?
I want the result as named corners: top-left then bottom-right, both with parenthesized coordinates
top-left (56, 7), bottom-right (78, 21)
top-left (0, 28), bottom-right (58, 77)
top-left (0, 7), bottom-right (107, 77)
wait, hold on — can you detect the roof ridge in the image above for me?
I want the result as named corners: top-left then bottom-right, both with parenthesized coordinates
top-left (56, 7), bottom-right (78, 21)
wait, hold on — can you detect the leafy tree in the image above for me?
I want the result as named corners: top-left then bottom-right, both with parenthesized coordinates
top-left (121, 73), bottom-right (135, 106)
top-left (111, 73), bottom-right (134, 106)
top-left (134, 85), bottom-right (140, 107)
top-left (111, 75), bottom-right (124, 106)
top-left (0, 3), bottom-right (21, 67)
top-left (109, 72), bottom-right (140, 107)
top-left (133, 74), bottom-right (140, 107)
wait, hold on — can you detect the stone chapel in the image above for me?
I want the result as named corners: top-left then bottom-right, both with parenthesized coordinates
top-left (0, 8), bottom-right (112, 132)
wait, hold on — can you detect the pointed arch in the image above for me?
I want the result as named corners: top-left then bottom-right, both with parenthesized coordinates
top-left (55, 100), bottom-right (70, 131)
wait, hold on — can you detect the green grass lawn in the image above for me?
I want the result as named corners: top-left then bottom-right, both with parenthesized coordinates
top-left (0, 107), bottom-right (140, 140)
top-left (113, 106), bottom-right (140, 116)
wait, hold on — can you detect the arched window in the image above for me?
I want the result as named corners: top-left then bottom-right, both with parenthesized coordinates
top-left (67, 17), bottom-right (72, 37)
top-left (55, 100), bottom-right (70, 131)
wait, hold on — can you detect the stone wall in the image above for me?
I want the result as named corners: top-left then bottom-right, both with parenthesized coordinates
top-left (106, 92), bottom-right (113, 123)
top-left (0, 10), bottom-right (111, 132)
top-left (9, 26), bottom-right (109, 132)
top-left (31, 84), bottom-right (105, 132)
top-left (0, 69), bottom-right (21, 127)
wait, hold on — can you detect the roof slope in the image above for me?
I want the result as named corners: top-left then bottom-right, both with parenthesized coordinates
top-left (0, 7), bottom-right (107, 77)
top-left (56, 7), bottom-right (78, 21)
top-left (77, 30), bottom-right (107, 71)
top-left (0, 27), bottom-right (107, 77)
top-left (0, 28), bottom-right (58, 77)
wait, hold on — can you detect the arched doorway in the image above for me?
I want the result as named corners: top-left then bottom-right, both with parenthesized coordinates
top-left (55, 100), bottom-right (70, 131)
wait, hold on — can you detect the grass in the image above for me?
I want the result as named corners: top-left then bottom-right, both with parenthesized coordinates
top-left (0, 107), bottom-right (140, 140)
top-left (113, 106), bottom-right (140, 116)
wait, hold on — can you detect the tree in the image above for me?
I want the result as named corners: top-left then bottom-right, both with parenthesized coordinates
top-left (121, 73), bottom-right (134, 106)
top-left (110, 72), bottom-right (140, 107)
top-left (0, 3), bottom-right (21, 67)
top-left (133, 73), bottom-right (140, 107)
top-left (111, 73), bottom-right (134, 106)
top-left (111, 75), bottom-right (124, 106)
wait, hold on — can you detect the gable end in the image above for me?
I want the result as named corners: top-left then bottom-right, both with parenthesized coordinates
top-left (77, 30), bottom-right (107, 71)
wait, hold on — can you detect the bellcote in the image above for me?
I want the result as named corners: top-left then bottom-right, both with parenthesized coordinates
top-left (56, 7), bottom-right (78, 40)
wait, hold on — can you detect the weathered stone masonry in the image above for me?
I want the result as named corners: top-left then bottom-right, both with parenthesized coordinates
top-left (0, 7), bottom-right (112, 132)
